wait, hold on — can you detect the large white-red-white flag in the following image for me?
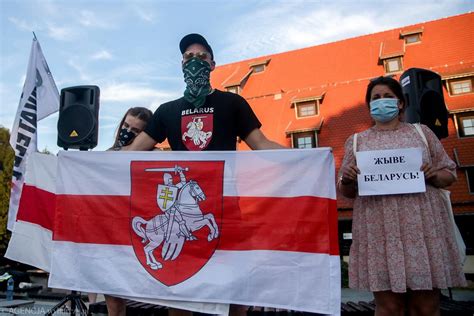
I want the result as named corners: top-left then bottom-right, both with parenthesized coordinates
top-left (8, 36), bottom-right (59, 231)
top-left (48, 149), bottom-right (340, 314)
top-left (5, 152), bottom-right (56, 271)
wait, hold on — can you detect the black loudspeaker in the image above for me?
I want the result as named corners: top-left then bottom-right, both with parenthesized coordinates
top-left (57, 85), bottom-right (100, 150)
top-left (400, 68), bottom-right (448, 139)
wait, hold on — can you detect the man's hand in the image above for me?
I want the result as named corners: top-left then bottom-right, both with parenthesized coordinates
top-left (244, 128), bottom-right (287, 150)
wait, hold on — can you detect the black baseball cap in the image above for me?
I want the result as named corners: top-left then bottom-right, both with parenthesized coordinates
top-left (179, 33), bottom-right (214, 60)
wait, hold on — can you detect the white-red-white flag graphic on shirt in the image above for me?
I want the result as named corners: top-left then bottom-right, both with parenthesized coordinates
top-left (45, 149), bottom-right (339, 315)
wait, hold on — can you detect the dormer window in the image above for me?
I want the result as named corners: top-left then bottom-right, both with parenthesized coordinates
top-left (379, 40), bottom-right (404, 74)
top-left (252, 64), bottom-right (265, 73)
top-left (291, 92), bottom-right (325, 119)
top-left (400, 28), bottom-right (423, 45)
top-left (226, 85), bottom-right (241, 94)
top-left (294, 132), bottom-right (317, 149)
top-left (405, 34), bottom-right (421, 44)
top-left (249, 59), bottom-right (270, 74)
top-left (296, 101), bottom-right (317, 118)
top-left (444, 74), bottom-right (474, 96)
top-left (384, 57), bottom-right (403, 73)
top-left (450, 77), bottom-right (473, 95)
top-left (460, 116), bottom-right (474, 136)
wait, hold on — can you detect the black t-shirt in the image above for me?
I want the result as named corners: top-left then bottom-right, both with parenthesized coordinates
top-left (145, 90), bottom-right (262, 151)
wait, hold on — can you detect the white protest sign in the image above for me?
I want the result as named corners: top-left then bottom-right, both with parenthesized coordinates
top-left (356, 147), bottom-right (426, 196)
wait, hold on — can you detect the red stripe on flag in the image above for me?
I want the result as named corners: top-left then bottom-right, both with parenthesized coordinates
top-left (17, 184), bottom-right (56, 231)
top-left (54, 195), bottom-right (129, 244)
top-left (219, 196), bottom-right (338, 254)
top-left (54, 194), bottom-right (338, 255)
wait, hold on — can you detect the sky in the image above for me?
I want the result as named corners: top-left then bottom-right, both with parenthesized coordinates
top-left (1, 0), bottom-right (473, 153)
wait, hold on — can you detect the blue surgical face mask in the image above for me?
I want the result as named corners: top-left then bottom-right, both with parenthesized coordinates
top-left (369, 98), bottom-right (399, 123)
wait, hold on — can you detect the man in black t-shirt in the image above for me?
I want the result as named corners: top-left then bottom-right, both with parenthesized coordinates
top-left (125, 33), bottom-right (284, 316)
top-left (126, 33), bottom-right (283, 151)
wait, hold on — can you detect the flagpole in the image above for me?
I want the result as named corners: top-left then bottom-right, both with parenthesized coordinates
top-left (6, 35), bottom-right (59, 231)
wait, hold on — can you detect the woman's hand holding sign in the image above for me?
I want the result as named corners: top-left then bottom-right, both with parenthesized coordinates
top-left (421, 162), bottom-right (455, 188)
top-left (421, 162), bottom-right (437, 181)
top-left (338, 163), bottom-right (360, 198)
top-left (339, 163), bottom-right (360, 184)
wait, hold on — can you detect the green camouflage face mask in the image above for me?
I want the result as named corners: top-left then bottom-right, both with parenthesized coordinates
top-left (183, 58), bottom-right (212, 108)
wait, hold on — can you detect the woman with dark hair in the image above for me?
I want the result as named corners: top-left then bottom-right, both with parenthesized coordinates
top-left (338, 76), bottom-right (466, 316)
top-left (90, 106), bottom-right (152, 315)
top-left (110, 107), bottom-right (153, 150)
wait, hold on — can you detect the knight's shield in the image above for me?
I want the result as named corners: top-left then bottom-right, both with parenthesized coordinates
top-left (156, 184), bottom-right (178, 212)
top-left (130, 160), bottom-right (224, 286)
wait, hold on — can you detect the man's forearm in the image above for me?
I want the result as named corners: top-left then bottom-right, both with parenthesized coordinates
top-left (244, 128), bottom-right (287, 150)
top-left (122, 132), bottom-right (157, 151)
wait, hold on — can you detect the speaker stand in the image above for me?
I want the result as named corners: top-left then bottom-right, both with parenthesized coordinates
top-left (45, 290), bottom-right (88, 316)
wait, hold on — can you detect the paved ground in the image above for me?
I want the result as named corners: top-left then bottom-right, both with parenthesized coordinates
top-left (0, 289), bottom-right (473, 315)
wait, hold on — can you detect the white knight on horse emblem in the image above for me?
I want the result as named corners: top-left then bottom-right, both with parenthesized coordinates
top-left (182, 117), bottom-right (212, 149)
top-left (132, 165), bottom-right (219, 270)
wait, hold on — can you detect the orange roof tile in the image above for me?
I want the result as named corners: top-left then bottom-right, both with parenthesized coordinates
top-left (379, 39), bottom-right (405, 59)
top-left (453, 140), bottom-right (474, 166)
top-left (400, 27), bottom-right (424, 37)
top-left (249, 58), bottom-right (270, 67)
top-left (445, 93), bottom-right (474, 112)
top-left (437, 61), bottom-right (474, 79)
top-left (290, 88), bottom-right (326, 105)
top-left (285, 116), bottom-right (324, 134)
top-left (221, 65), bottom-right (253, 88)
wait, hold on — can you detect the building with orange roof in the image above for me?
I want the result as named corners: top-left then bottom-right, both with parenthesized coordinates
top-left (210, 12), bottom-right (474, 269)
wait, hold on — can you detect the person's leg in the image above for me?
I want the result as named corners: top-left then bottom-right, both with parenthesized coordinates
top-left (373, 291), bottom-right (405, 316)
top-left (105, 295), bottom-right (126, 316)
top-left (407, 289), bottom-right (440, 316)
top-left (88, 293), bottom-right (98, 304)
top-left (229, 304), bottom-right (247, 316)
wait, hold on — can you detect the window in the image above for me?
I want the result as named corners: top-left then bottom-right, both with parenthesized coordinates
top-left (297, 136), bottom-right (312, 148)
top-left (456, 113), bottom-right (474, 138)
top-left (400, 28), bottom-right (423, 44)
top-left (293, 132), bottom-right (316, 149)
top-left (467, 167), bottom-right (474, 194)
top-left (251, 64), bottom-right (265, 73)
top-left (226, 85), bottom-right (240, 94)
top-left (459, 116), bottom-right (474, 137)
top-left (404, 33), bottom-right (421, 44)
top-left (249, 59), bottom-right (270, 74)
top-left (296, 101), bottom-right (317, 118)
top-left (384, 57), bottom-right (403, 73)
top-left (450, 78), bottom-right (473, 95)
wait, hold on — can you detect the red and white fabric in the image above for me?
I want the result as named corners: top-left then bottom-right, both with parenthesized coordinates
top-left (8, 38), bottom-right (59, 231)
top-left (7, 149), bottom-right (340, 315)
top-left (49, 149), bottom-right (339, 314)
top-left (6, 152), bottom-right (57, 271)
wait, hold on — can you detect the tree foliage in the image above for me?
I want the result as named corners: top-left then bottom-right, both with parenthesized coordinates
top-left (0, 127), bottom-right (14, 253)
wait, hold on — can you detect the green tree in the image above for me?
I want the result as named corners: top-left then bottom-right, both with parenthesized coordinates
top-left (0, 126), bottom-right (14, 253)
top-left (40, 147), bottom-right (52, 155)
